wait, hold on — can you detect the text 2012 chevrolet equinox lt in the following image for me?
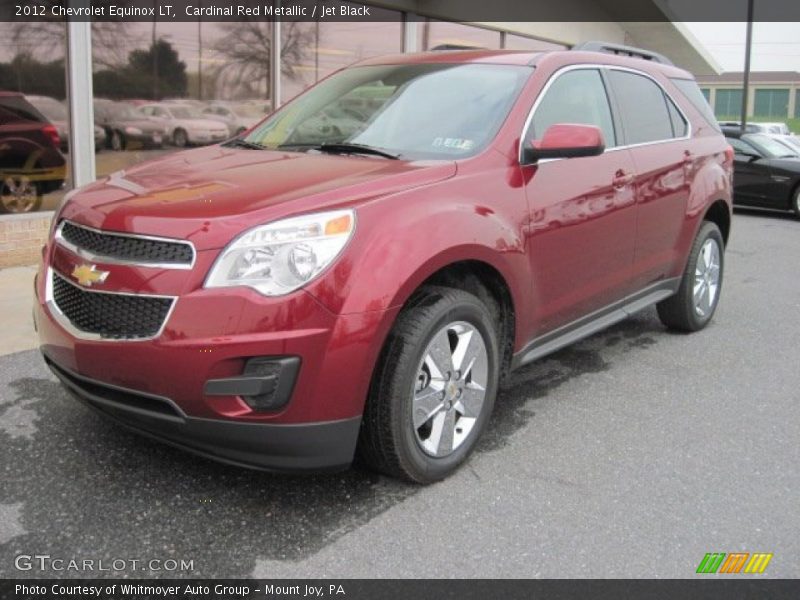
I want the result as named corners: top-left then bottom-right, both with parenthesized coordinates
top-left (35, 46), bottom-right (733, 483)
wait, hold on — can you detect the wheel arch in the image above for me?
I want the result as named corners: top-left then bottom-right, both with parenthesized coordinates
top-left (702, 199), bottom-right (731, 245)
top-left (382, 256), bottom-right (519, 383)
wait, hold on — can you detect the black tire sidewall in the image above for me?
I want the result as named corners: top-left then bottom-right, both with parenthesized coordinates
top-left (391, 295), bottom-right (500, 482)
top-left (174, 129), bottom-right (187, 147)
top-left (681, 223), bottom-right (724, 330)
top-left (793, 187), bottom-right (800, 218)
top-left (111, 131), bottom-right (124, 151)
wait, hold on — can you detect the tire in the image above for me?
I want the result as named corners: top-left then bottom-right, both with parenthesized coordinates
top-left (173, 129), bottom-right (188, 147)
top-left (0, 177), bottom-right (42, 214)
top-left (110, 131), bottom-right (125, 151)
top-left (792, 185), bottom-right (800, 219)
top-left (657, 221), bottom-right (724, 332)
top-left (358, 286), bottom-right (500, 483)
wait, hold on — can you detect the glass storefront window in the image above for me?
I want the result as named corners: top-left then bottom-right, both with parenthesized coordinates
top-left (280, 3), bottom-right (403, 104)
top-left (420, 21), bottom-right (502, 51)
top-left (503, 33), bottom-right (567, 51)
top-left (0, 22), bottom-right (69, 214)
top-left (90, 20), bottom-right (276, 180)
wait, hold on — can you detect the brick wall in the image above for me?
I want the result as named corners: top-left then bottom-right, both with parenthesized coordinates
top-left (0, 213), bottom-right (52, 268)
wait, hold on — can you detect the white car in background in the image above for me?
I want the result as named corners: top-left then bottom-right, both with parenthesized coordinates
top-left (201, 102), bottom-right (266, 136)
top-left (139, 103), bottom-right (229, 147)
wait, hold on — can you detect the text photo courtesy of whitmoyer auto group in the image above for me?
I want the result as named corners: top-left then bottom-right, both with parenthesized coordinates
top-left (0, 0), bottom-right (799, 598)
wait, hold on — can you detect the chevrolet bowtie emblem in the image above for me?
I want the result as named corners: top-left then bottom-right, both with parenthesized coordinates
top-left (71, 264), bottom-right (109, 288)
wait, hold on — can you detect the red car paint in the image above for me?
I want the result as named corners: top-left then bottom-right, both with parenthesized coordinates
top-left (35, 49), bottom-right (732, 470)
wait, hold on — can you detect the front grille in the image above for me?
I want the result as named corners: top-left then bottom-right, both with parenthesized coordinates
top-left (51, 272), bottom-right (174, 340)
top-left (59, 221), bottom-right (194, 266)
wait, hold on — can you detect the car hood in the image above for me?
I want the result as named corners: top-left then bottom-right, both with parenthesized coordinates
top-left (60, 145), bottom-right (457, 250)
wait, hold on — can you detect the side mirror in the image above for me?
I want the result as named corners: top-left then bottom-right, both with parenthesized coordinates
top-left (522, 123), bottom-right (605, 164)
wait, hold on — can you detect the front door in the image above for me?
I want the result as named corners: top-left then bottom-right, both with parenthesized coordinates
top-left (521, 67), bottom-right (638, 335)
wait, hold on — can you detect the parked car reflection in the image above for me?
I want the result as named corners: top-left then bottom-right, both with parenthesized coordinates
top-left (94, 100), bottom-right (167, 151)
top-left (0, 91), bottom-right (66, 213)
top-left (139, 103), bottom-right (229, 147)
top-left (27, 95), bottom-right (106, 153)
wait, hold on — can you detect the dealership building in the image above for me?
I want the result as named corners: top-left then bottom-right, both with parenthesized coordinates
top-left (696, 71), bottom-right (800, 120)
top-left (0, 0), bottom-right (719, 267)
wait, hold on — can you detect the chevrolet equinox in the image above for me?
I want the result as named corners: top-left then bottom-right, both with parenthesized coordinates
top-left (35, 45), bottom-right (733, 483)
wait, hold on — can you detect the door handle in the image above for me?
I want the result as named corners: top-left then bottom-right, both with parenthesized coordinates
top-left (683, 150), bottom-right (694, 164)
top-left (612, 170), bottom-right (634, 189)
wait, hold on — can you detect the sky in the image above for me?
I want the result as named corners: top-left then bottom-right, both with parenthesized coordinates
top-left (683, 22), bottom-right (800, 72)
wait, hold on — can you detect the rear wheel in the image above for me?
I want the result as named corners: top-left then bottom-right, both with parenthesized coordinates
top-left (657, 221), bottom-right (724, 332)
top-left (0, 176), bottom-right (41, 214)
top-left (358, 287), bottom-right (500, 483)
top-left (792, 186), bottom-right (800, 219)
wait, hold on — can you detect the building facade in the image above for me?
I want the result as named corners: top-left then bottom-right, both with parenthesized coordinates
top-left (0, 1), bottom-right (717, 267)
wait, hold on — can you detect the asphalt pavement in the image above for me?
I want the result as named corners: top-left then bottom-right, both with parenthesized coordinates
top-left (0, 208), bottom-right (798, 578)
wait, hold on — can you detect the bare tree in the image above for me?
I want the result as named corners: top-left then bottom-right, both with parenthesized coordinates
top-left (210, 21), bottom-right (313, 100)
top-left (0, 0), bottom-right (136, 69)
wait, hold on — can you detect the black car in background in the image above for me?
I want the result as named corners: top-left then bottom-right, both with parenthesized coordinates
top-left (0, 91), bottom-right (66, 214)
top-left (723, 127), bottom-right (800, 218)
top-left (94, 99), bottom-right (166, 150)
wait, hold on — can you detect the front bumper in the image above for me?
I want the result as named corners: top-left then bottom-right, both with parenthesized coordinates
top-left (35, 238), bottom-right (398, 472)
top-left (44, 355), bottom-right (360, 471)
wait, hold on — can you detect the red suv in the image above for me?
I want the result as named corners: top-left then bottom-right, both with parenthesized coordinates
top-left (35, 45), bottom-right (733, 483)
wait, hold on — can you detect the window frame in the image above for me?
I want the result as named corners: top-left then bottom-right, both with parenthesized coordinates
top-left (522, 66), bottom-right (619, 152)
top-left (604, 67), bottom-right (691, 147)
top-left (519, 64), bottom-right (692, 165)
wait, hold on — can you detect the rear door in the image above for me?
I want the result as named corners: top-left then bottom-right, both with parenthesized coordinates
top-left (521, 67), bottom-right (638, 333)
top-left (605, 68), bottom-right (694, 290)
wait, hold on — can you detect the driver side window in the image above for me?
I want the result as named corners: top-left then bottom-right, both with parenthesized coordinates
top-left (527, 68), bottom-right (617, 148)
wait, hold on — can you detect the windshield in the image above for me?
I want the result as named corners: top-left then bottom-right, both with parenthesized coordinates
top-left (110, 104), bottom-right (142, 120)
top-left (746, 133), bottom-right (800, 158)
top-left (29, 97), bottom-right (67, 121)
top-left (170, 106), bottom-right (201, 119)
top-left (244, 63), bottom-right (531, 160)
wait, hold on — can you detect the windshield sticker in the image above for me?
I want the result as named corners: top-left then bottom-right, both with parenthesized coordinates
top-left (432, 137), bottom-right (475, 151)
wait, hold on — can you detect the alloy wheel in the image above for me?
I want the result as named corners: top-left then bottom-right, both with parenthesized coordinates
top-left (693, 238), bottom-right (721, 317)
top-left (1, 177), bottom-right (38, 213)
top-left (412, 321), bottom-right (488, 458)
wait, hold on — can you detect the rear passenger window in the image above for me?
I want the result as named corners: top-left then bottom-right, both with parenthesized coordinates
top-left (608, 70), bottom-right (675, 145)
top-left (529, 69), bottom-right (617, 148)
top-left (666, 97), bottom-right (688, 137)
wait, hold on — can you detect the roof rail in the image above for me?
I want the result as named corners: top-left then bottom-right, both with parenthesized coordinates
top-left (572, 41), bottom-right (673, 66)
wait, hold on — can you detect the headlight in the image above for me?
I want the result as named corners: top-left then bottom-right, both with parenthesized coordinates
top-left (205, 209), bottom-right (355, 296)
top-left (125, 126), bottom-right (142, 135)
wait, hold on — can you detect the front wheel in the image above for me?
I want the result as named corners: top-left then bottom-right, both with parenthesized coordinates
top-left (358, 287), bottom-right (500, 483)
top-left (110, 131), bottom-right (125, 151)
top-left (173, 129), bottom-right (188, 147)
top-left (792, 186), bottom-right (800, 219)
top-left (657, 221), bottom-right (724, 332)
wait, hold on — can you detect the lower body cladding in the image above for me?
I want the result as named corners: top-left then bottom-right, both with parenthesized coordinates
top-left (44, 355), bottom-right (361, 471)
top-left (34, 270), bottom-right (397, 472)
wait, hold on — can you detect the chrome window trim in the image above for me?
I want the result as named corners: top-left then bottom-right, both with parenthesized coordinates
top-left (45, 267), bottom-right (177, 342)
top-left (518, 63), bottom-right (693, 164)
top-left (55, 220), bottom-right (196, 270)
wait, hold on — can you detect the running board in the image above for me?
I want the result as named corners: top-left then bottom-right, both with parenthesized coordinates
top-left (511, 278), bottom-right (679, 370)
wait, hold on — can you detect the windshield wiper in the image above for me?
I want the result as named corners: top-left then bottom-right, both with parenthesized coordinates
top-left (223, 138), bottom-right (266, 150)
top-left (317, 143), bottom-right (400, 160)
